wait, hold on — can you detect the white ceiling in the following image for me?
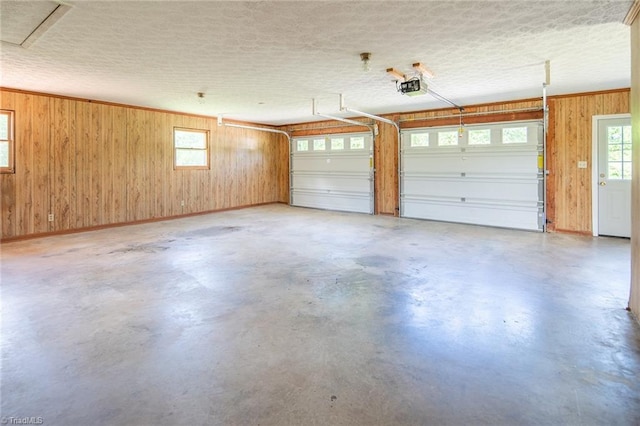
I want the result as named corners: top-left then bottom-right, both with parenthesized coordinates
top-left (0, 1), bottom-right (634, 125)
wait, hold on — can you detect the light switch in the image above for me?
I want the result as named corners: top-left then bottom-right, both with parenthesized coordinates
top-left (578, 161), bottom-right (588, 169)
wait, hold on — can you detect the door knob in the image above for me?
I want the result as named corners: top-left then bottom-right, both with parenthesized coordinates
top-left (599, 181), bottom-right (606, 186)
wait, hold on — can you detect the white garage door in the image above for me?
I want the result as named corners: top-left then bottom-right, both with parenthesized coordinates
top-left (401, 120), bottom-right (544, 231)
top-left (291, 133), bottom-right (374, 214)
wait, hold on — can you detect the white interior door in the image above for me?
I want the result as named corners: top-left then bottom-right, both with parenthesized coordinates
top-left (597, 116), bottom-right (632, 237)
top-left (290, 133), bottom-right (373, 214)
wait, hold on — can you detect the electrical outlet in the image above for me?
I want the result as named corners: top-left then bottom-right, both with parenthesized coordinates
top-left (181, 200), bottom-right (185, 207)
top-left (48, 213), bottom-right (54, 222)
top-left (578, 161), bottom-right (588, 169)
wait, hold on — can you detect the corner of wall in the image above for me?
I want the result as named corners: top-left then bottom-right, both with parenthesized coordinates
top-left (628, 14), bottom-right (640, 321)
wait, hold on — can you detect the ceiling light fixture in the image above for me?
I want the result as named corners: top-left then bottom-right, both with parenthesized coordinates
top-left (386, 68), bottom-right (405, 82)
top-left (412, 62), bottom-right (434, 79)
top-left (197, 92), bottom-right (205, 104)
top-left (360, 52), bottom-right (371, 72)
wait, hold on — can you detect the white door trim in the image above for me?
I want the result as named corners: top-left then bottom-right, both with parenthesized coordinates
top-left (591, 113), bottom-right (631, 236)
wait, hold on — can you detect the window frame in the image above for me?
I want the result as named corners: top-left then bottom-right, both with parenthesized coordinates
top-left (173, 127), bottom-right (210, 170)
top-left (0, 110), bottom-right (15, 174)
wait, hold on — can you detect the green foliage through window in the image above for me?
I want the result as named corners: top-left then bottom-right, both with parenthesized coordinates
top-left (174, 128), bottom-right (208, 168)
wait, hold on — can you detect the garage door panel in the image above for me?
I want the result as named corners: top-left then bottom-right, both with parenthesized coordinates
top-left (291, 133), bottom-right (373, 214)
top-left (402, 199), bottom-right (540, 230)
top-left (403, 177), bottom-right (539, 201)
top-left (292, 156), bottom-right (370, 173)
top-left (403, 156), bottom-right (464, 173)
top-left (403, 151), bottom-right (538, 174)
top-left (401, 120), bottom-right (544, 231)
top-left (292, 173), bottom-right (371, 193)
top-left (292, 190), bottom-right (371, 213)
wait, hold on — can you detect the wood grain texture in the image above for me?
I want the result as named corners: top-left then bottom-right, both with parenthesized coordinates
top-left (546, 90), bottom-right (630, 233)
top-left (629, 16), bottom-right (640, 318)
top-left (32, 95), bottom-right (50, 234)
top-left (0, 91), bottom-right (17, 238)
top-left (1, 90), bottom-right (285, 240)
top-left (1, 88), bottom-right (631, 241)
top-left (376, 118), bottom-right (399, 215)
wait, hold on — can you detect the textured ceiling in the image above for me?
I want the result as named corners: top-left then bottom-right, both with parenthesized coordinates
top-left (0, 1), bottom-right (634, 125)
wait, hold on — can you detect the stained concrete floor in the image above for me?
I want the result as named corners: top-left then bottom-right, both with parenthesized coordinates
top-left (1, 204), bottom-right (639, 425)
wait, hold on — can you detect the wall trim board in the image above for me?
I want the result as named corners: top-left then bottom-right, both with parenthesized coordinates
top-left (0, 86), bottom-right (275, 129)
top-left (4, 86), bottom-right (628, 130)
top-left (289, 125), bottom-right (372, 137)
top-left (550, 229), bottom-right (593, 237)
top-left (0, 202), bottom-right (281, 243)
top-left (624, 0), bottom-right (640, 25)
top-left (387, 97), bottom-right (544, 121)
top-left (399, 110), bottom-right (543, 129)
top-left (547, 87), bottom-right (630, 100)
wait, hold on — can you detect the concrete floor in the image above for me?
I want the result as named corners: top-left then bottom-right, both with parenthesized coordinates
top-left (1, 204), bottom-right (639, 425)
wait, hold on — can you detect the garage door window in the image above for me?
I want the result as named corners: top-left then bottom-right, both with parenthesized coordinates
top-left (331, 138), bottom-right (345, 150)
top-left (502, 127), bottom-right (527, 144)
top-left (410, 133), bottom-right (429, 147)
top-left (313, 139), bottom-right (326, 151)
top-left (438, 131), bottom-right (458, 146)
top-left (350, 137), bottom-right (365, 149)
top-left (297, 140), bottom-right (309, 151)
top-left (468, 129), bottom-right (491, 145)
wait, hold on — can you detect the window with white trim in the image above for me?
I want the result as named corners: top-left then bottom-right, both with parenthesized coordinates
top-left (0, 110), bottom-right (14, 173)
top-left (174, 128), bottom-right (209, 169)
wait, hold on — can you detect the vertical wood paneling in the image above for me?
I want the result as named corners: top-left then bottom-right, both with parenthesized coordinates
top-left (546, 100), bottom-right (557, 232)
top-left (153, 112), bottom-right (169, 218)
top-left (1, 91), bottom-right (17, 238)
top-left (101, 105), bottom-right (115, 225)
top-left (276, 134), bottom-right (289, 204)
top-left (15, 94), bottom-right (34, 235)
top-left (376, 119), bottom-right (399, 215)
top-left (90, 103), bottom-right (103, 226)
top-left (126, 108), bottom-right (149, 222)
top-left (169, 115), bottom-right (185, 216)
top-left (112, 106), bottom-right (128, 224)
top-left (0, 87), bottom-right (630, 240)
top-left (32, 95), bottom-right (50, 234)
top-left (75, 102), bottom-right (91, 229)
top-left (547, 90), bottom-right (630, 233)
top-left (50, 97), bottom-right (73, 231)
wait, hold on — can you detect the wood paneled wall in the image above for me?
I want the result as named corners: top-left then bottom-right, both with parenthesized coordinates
top-left (629, 13), bottom-right (640, 319)
top-left (547, 89), bottom-right (630, 233)
top-left (0, 89), bottom-right (288, 240)
top-left (1, 87), bottom-right (631, 241)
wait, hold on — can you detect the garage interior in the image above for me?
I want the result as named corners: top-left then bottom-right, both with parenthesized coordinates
top-left (1, 1), bottom-right (640, 425)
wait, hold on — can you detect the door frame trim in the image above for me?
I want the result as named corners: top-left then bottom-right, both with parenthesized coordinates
top-left (591, 113), bottom-right (631, 236)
